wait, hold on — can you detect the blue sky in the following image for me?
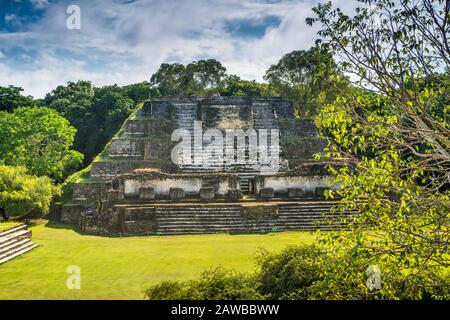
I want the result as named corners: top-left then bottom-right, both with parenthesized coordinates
top-left (0, 0), bottom-right (353, 98)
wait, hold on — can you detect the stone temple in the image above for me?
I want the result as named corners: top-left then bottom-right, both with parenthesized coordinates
top-left (60, 95), bottom-right (348, 235)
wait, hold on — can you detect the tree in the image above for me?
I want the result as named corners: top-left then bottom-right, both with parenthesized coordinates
top-left (45, 81), bottom-right (139, 163)
top-left (0, 165), bottom-right (60, 220)
top-left (150, 59), bottom-right (229, 96)
top-left (150, 63), bottom-right (187, 96)
top-left (44, 81), bottom-right (96, 161)
top-left (123, 81), bottom-right (152, 102)
top-left (307, 0), bottom-right (450, 295)
top-left (0, 85), bottom-right (36, 111)
top-left (264, 47), bottom-right (349, 118)
top-left (220, 77), bottom-right (275, 96)
top-left (92, 85), bottom-right (135, 140)
top-left (0, 107), bottom-right (83, 181)
top-left (184, 59), bottom-right (227, 94)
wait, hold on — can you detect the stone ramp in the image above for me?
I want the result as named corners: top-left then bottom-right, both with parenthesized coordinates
top-left (0, 224), bottom-right (38, 265)
top-left (112, 201), bottom-right (354, 236)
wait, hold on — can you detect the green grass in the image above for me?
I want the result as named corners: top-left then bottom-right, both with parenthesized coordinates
top-left (0, 222), bottom-right (21, 232)
top-left (0, 223), bottom-right (316, 300)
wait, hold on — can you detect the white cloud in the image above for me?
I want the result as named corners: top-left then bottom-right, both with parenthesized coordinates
top-left (4, 14), bottom-right (17, 22)
top-left (30, 0), bottom-right (49, 8)
top-left (0, 0), bottom-right (358, 98)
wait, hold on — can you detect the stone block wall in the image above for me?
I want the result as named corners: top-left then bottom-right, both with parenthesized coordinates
top-left (107, 139), bottom-right (145, 158)
top-left (90, 160), bottom-right (179, 178)
top-left (73, 181), bottom-right (111, 201)
top-left (254, 174), bottom-right (336, 197)
top-left (124, 119), bottom-right (146, 135)
top-left (120, 172), bottom-right (239, 199)
top-left (61, 204), bottom-right (97, 224)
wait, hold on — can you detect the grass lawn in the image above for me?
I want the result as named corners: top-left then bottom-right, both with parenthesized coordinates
top-left (0, 222), bottom-right (21, 232)
top-left (0, 222), bottom-right (316, 300)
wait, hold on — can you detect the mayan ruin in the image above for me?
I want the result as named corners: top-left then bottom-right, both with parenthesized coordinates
top-left (60, 95), bottom-right (349, 235)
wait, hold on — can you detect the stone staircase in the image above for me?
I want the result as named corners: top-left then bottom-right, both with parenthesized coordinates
top-left (175, 103), bottom-right (198, 131)
top-left (114, 201), bottom-right (353, 235)
top-left (239, 173), bottom-right (255, 193)
top-left (277, 202), bottom-right (351, 231)
top-left (252, 103), bottom-right (278, 130)
top-left (0, 224), bottom-right (37, 265)
top-left (176, 102), bottom-right (283, 178)
top-left (156, 205), bottom-right (242, 235)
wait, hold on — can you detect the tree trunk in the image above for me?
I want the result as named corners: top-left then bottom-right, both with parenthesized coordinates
top-left (0, 208), bottom-right (8, 222)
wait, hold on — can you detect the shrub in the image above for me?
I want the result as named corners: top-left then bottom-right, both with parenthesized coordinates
top-left (145, 244), bottom-right (450, 300)
top-left (145, 267), bottom-right (265, 300)
top-left (0, 165), bottom-right (60, 219)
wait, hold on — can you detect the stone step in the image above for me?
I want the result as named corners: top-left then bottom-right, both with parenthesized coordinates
top-left (156, 210), bottom-right (240, 214)
top-left (157, 224), bottom-right (247, 230)
top-left (280, 220), bottom-right (347, 225)
top-left (0, 235), bottom-right (30, 251)
top-left (279, 209), bottom-right (355, 214)
top-left (157, 214), bottom-right (240, 219)
top-left (278, 206), bottom-right (342, 211)
top-left (112, 201), bottom-right (355, 235)
top-left (0, 229), bottom-right (31, 245)
top-left (278, 216), bottom-right (354, 221)
top-left (156, 216), bottom-right (242, 221)
top-left (157, 217), bottom-right (243, 223)
top-left (0, 242), bottom-right (38, 265)
top-left (154, 206), bottom-right (240, 210)
top-left (279, 211), bottom-right (338, 215)
top-left (0, 224), bottom-right (27, 237)
top-left (155, 208), bottom-right (240, 212)
top-left (0, 238), bottom-right (32, 257)
top-left (278, 209), bottom-right (349, 214)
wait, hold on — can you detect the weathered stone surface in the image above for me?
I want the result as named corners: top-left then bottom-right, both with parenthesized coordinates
top-left (281, 137), bottom-right (327, 161)
top-left (169, 188), bottom-right (185, 200)
top-left (139, 187), bottom-right (155, 200)
top-left (143, 139), bottom-right (174, 160)
top-left (107, 139), bottom-right (145, 158)
top-left (288, 188), bottom-right (305, 198)
top-left (124, 119), bottom-right (146, 135)
top-left (73, 182), bottom-right (111, 201)
top-left (199, 187), bottom-right (215, 200)
top-left (278, 119), bottom-right (320, 137)
top-left (259, 187), bottom-right (274, 198)
top-left (146, 119), bottom-right (174, 136)
top-left (124, 221), bottom-right (157, 234)
top-left (90, 160), bottom-right (179, 177)
top-left (106, 190), bottom-right (124, 202)
top-left (228, 189), bottom-right (241, 200)
top-left (240, 205), bottom-right (278, 220)
top-left (61, 204), bottom-right (96, 225)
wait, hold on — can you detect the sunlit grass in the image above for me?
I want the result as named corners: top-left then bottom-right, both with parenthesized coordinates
top-left (0, 222), bottom-right (21, 232)
top-left (0, 222), bottom-right (316, 300)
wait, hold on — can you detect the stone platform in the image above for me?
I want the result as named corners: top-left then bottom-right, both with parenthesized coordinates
top-left (76, 200), bottom-right (354, 236)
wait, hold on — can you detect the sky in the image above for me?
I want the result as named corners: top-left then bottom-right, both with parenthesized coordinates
top-left (0, 0), bottom-right (355, 98)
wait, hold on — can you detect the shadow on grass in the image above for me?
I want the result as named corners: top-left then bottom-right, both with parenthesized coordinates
top-left (43, 220), bottom-right (140, 238)
top-left (42, 220), bottom-right (288, 239)
top-left (44, 220), bottom-right (79, 231)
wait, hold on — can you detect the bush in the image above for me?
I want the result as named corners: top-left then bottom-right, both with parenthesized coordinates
top-left (145, 244), bottom-right (450, 300)
top-left (145, 267), bottom-right (265, 300)
top-left (0, 165), bottom-right (60, 219)
top-left (257, 245), bottom-right (322, 299)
